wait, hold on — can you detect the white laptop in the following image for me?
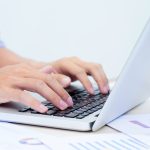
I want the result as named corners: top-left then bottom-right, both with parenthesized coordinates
top-left (0, 18), bottom-right (150, 132)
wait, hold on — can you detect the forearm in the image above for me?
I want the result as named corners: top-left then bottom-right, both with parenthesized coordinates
top-left (0, 47), bottom-right (48, 68)
top-left (0, 48), bottom-right (28, 67)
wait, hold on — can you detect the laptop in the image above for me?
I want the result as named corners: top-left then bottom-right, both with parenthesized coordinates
top-left (0, 18), bottom-right (150, 131)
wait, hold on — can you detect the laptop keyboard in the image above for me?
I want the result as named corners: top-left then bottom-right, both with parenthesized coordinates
top-left (19, 89), bottom-right (109, 119)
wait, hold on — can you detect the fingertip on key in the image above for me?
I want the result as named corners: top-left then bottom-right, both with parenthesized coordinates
top-left (66, 97), bottom-right (73, 106)
top-left (59, 100), bottom-right (68, 110)
top-left (39, 104), bottom-right (48, 113)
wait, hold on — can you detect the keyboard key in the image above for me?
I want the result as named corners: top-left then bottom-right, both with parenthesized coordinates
top-left (97, 104), bottom-right (104, 109)
top-left (65, 112), bottom-right (79, 118)
top-left (19, 107), bottom-right (30, 112)
top-left (18, 88), bottom-right (109, 119)
top-left (73, 109), bottom-right (84, 114)
top-left (87, 109), bottom-right (95, 114)
top-left (81, 112), bottom-right (90, 116)
top-left (54, 108), bottom-right (73, 116)
top-left (31, 110), bottom-right (40, 114)
top-left (76, 115), bottom-right (85, 119)
top-left (54, 112), bottom-right (66, 117)
top-left (47, 105), bottom-right (55, 109)
top-left (46, 110), bottom-right (57, 115)
top-left (91, 107), bottom-right (99, 112)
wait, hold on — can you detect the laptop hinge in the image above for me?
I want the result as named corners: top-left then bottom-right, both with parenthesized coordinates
top-left (90, 121), bottom-right (95, 129)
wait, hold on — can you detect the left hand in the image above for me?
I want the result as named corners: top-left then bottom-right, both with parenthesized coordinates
top-left (28, 57), bottom-right (109, 94)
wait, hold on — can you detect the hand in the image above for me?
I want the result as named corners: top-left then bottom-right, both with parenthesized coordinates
top-left (25, 57), bottom-right (109, 93)
top-left (0, 64), bottom-right (73, 113)
top-left (40, 57), bottom-right (109, 94)
top-left (40, 65), bottom-right (71, 88)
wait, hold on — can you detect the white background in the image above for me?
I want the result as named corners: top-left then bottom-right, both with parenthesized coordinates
top-left (0, 0), bottom-right (150, 78)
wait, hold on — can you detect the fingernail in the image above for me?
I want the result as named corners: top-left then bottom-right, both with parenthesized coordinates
top-left (103, 85), bottom-right (109, 94)
top-left (59, 100), bottom-right (68, 110)
top-left (62, 77), bottom-right (71, 87)
top-left (66, 97), bottom-right (73, 106)
top-left (89, 87), bottom-right (94, 95)
top-left (39, 104), bottom-right (48, 113)
top-left (107, 84), bottom-right (110, 91)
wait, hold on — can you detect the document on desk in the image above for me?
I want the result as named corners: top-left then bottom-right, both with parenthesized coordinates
top-left (108, 114), bottom-right (150, 135)
top-left (0, 122), bottom-right (53, 150)
top-left (41, 133), bottom-right (150, 150)
top-left (0, 121), bottom-right (150, 150)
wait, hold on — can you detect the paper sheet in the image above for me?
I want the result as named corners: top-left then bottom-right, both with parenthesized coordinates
top-left (0, 121), bottom-right (150, 150)
top-left (108, 114), bottom-right (150, 135)
top-left (0, 122), bottom-right (53, 150)
top-left (41, 133), bottom-right (150, 150)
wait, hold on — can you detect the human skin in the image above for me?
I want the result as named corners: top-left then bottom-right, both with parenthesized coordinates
top-left (0, 48), bottom-right (109, 112)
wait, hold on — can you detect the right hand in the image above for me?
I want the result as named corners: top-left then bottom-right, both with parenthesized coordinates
top-left (0, 64), bottom-right (73, 113)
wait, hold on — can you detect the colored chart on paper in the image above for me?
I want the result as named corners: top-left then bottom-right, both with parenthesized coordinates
top-left (108, 114), bottom-right (150, 135)
top-left (130, 120), bottom-right (150, 128)
top-left (67, 135), bottom-right (150, 150)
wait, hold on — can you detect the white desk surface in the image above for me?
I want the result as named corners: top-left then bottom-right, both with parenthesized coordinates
top-left (18, 98), bottom-right (150, 138)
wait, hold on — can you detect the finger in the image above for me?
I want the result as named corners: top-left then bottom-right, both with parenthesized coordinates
top-left (16, 78), bottom-right (69, 110)
top-left (71, 59), bottom-right (109, 94)
top-left (20, 69), bottom-right (73, 107)
top-left (75, 70), bottom-right (94, 94)
top-left (51, 73), bottom-right (71, 88)
top-left (85, 63), bottom-right (109, 94)
top-left (40, 66), bottom-right (71, 88)
top-left (14, 90), bottom-right (48, 113)
top-left (40, 65), bottom-right (57, 74)
top-left (61, 62), bottom-right (94, 94)
top-left (46, 76), bottom-right (73, 106)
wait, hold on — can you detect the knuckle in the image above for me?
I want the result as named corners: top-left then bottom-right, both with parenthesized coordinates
top-left (75, 69), bottom-right (85, 76)
top-left (48, 75), bottom-right (54, 81)
top-left (50, 73), bottom-right (55, 78)
top-left (36, 80), bottom-right (46, 88)
top-left (47, 75), bottom-right (56, 84)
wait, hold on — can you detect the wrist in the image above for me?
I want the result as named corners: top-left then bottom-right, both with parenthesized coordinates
top-left (24, 59), bottom-right (47, 69)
